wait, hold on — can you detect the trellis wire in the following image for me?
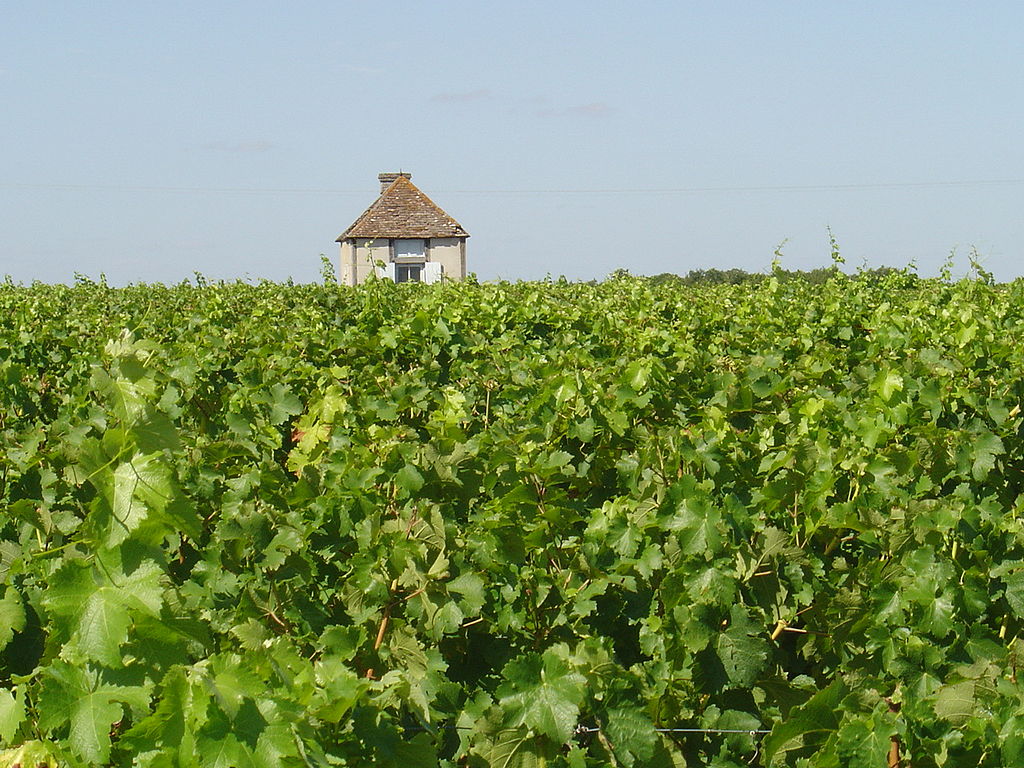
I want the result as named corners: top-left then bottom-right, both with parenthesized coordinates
top-left (575, 726), bottom-right (770, 736)
top-left (403, 723), bottom-right (771, 736)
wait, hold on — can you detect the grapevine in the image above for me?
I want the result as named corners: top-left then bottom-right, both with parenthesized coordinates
top-left (1, 270), bottom-right (1023, 766)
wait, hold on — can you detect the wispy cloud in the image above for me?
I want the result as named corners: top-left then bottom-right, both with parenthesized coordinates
top-left (425, 90), bottom-right (613, 118)
top-left (536, 101), bottom-right (615, 119)
top-left (568, 102), bottom-right (615, 118)
top-left (202, 140), bottom-right (276, 153)
top-left (429, 89), bottom-right (492, 104)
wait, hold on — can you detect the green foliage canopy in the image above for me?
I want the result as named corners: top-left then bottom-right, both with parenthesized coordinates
top-left (1, 269), bottom-right (1024, 766)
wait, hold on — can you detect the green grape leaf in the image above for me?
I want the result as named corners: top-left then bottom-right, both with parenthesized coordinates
top-left (971, 432), bottom-right (1003, 481)
top-left (873, 370), bottom-right (903, 403)
top-left (999, 563), bottom-right (1024, 617)
top-left (106, 452), bottom-right (174, 546)
top-left (485, 727), bottom-right (555, 768)
top-left (373, 731), bottom-right (438, 768)
top-left (119, 666), bottom-right (197, 760)
top-left (0, 688), bottom-right (25, 745)
top-left (395, 464), bottom-right (425, 494)
top-left (932, 679), bottom-right (988, 724)
top-left (763, 679), bottom-right (846, 763)
top-left (268, 383), bottom-right (303, 425)
top-left (0, 741), bottom-right (60, 768)
top-left (38, 662), bottom-right (149, 764)
top-left (603, 706), bottom-right (657, 766)
top-left (131, 409), bottom-right (181, 453)
top-left (715, 605), bottom-right (768, 688)
top-left (92, 367), bottom-right (157, 424)
top-left (498, 646), bottom-right (586, 743)
top-left (672, 496), bottom-right (722, 557)
top-left (0, 589), bottom-right (25, 651)
top-left (447, 572), bottom-right (486, 615)
top-left (43, 557), bottom-right (163, 666)
top-left (196, 732), bottom-right (256, 768)
top-left (836, 712), bottom-right (895, 765)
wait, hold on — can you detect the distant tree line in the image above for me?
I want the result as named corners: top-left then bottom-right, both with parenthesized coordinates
top-left (644, 266), bottom-right (909, 286)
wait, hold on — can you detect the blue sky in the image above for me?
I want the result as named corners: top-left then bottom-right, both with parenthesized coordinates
top-left (2, 2), bottom-right (1021, 283)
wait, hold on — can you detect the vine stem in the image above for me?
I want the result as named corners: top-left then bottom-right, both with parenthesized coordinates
top-left (374, 578), bottom-right (400, 651)
top-left (888, 736), bottom-right (901, 767)
top-left (32, 539), bottom-right (78, 559)
top-left (373, 604), bottom-right (392, 651)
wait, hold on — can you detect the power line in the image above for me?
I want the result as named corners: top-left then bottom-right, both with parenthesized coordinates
top-left (1, 182), bottom-right (366, 196)
top-left (2, 178), bottom-right (1023, 196)
top-left (447, 179), bottom-right (1024, 195)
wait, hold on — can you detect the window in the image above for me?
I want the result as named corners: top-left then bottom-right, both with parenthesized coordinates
top-left (395, 264), bottom-right (423, 283)
top-left (394, 239), bottom-right (426, 260)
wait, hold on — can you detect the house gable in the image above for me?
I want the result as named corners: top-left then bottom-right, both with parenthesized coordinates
top-left (337, 175), bottom-right (468, 241)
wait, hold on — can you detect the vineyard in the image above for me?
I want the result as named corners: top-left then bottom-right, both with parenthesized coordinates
top-left (2, 268), bottom-right (1024, 766)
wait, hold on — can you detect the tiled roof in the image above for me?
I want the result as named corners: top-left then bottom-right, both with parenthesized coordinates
top-left (337, 175), bottom-right (469, 241)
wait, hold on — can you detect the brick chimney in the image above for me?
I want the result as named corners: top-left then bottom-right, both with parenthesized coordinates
top-left (378, 172), bottom-right (411, 193)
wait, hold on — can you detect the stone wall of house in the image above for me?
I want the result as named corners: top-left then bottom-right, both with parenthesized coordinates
top-left (427, 238), bottom-right (467, 281)
top-left (339, 237), bottom-right (466, 285)
top-left (339, 238), bottom-right (389, 286)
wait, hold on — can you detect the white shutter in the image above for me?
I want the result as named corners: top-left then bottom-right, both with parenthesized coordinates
top-left (375, 263), bottom-right (397, 282)
top-left (423, 262), bottom-right (443, 284)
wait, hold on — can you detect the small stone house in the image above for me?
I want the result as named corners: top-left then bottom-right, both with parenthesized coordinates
top-left (336, 172), bottom-right (469, 286)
